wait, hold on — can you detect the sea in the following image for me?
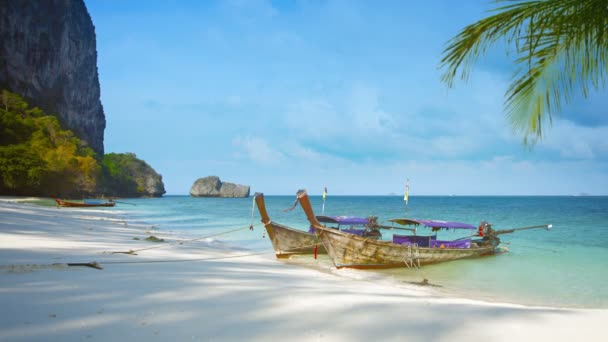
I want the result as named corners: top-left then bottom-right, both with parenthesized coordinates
top-left (106, 195), bottom-right (607, 309)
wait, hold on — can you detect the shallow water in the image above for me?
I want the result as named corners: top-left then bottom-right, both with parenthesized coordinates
top-left (111, 195), bottom-right (608, 309)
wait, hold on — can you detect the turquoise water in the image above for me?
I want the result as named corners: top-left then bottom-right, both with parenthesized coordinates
top-left (111, 195), bottom-right (608, 309)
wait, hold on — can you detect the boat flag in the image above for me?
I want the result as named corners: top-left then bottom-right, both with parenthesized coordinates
top-left (322, 186), bottom-right (327, 215)
top-left (404, 179), bottom-right (410, 206)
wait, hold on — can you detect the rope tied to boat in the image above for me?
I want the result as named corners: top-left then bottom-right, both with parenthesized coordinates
top-left (260, 220), bottom-right (272, 239)
top-left (1, 241), bottom-right (328, 272)
top-left (403, 243), bottom-right (421, 269)
top-left (249, 196), bottom-right (256, 231)
top-left (106, 223), bottom-right (259, 255)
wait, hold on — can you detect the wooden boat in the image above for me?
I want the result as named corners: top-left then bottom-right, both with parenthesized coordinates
top-left (254, 192), bottom-right (326, 258)
top-left (254, 193), bottom-right (381, 258)
top-left (296, 189), bottom-right (551, 269)
top-left (53, 198), bottom-right (116, 207)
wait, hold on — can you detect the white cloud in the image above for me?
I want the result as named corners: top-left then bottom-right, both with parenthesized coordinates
top-left (542, 120), bottom-right (608, 160)
top-left (428, 135), bottom-right (479, 158)
top-left (284, 83), bottom-right (398, 139)
top-left (559, 141), bottom-right (595, 159)
top-left (232, 136), bottom-right (284, 164)
top-left (283, 142), bottom-right (323, 162)
top-left (284, 98), bottom-right (341, 140)
top-left (349, 83), bottom-right (396, 133)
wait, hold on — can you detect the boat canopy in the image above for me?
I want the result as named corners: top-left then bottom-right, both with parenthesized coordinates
top-left (316, 215), bottom-right (369, 225)
top-left (388, 218), bottom-right (476, 230)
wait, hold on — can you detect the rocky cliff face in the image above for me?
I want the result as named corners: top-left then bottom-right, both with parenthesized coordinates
top-left (101, 153), bottom-right (166, 198)
top-left (190, 176), bottom-right (250, 198)
top-left (137, 170), bottom-right (166, 198)
top-left (0, 0), bottom-right (105, 155)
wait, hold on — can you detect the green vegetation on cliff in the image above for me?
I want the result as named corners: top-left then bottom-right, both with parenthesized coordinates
top-left (0, 90), bottom-right (98, 195)
top-left (99, 153), bottom-right (165, 197)
top-left (0, 90), bottom-right (165, 197)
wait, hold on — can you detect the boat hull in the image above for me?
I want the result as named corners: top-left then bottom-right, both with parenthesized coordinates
top-left (314, 225), bottom-right (496, 269)
top-left (264, 221), bottom-right (326, 258)
top-left (54, 199), bottom-right (116, 207)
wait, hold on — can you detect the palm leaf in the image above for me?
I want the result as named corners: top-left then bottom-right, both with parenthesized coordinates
top-left (440, 0), bottom-right (608, 143)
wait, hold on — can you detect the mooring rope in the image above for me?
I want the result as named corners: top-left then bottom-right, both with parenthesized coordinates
top-left (106, 223), bottom-right (260, 255)
top-left (108, 242), bottom-right (328, 265)
top-left (102, 241), bottom-right (326, 266)
top-left (249, 196), bottom-right (256, 230)
top-left (101, 250), bottom-right (274, 265)
top-left (0, 241), bottom-right (328, 272)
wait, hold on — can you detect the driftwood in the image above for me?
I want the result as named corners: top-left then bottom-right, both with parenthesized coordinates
top-left (65, 262), bottom-right (103, 270)
top-left (403, 278), bottom-right (442, 287)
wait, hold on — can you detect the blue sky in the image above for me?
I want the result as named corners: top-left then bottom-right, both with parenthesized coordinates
top-left (86, 0), bottom-right (608, 195)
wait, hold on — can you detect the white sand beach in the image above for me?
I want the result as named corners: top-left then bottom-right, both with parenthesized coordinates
top-left (0, 199), bottom-right (606, 342)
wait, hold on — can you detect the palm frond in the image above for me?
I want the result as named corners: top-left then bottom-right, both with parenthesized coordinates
top-left (440, 0), bottom-right (608, 143)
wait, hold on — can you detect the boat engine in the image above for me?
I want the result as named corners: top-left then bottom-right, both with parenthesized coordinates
top-left (478, 222), bottom-right (500, 247)
top-left (365, 216), bottom-right (382, 240)
top-left (478, 221), bottom-right (495, 236)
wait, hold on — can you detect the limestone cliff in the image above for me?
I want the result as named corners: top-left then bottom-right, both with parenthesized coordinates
top-left (0, 0), bottom-right (105, 154)
top-left (100, 153), bottom-right (166, 198)
top-left (190, 176), bottom-right (250, 198)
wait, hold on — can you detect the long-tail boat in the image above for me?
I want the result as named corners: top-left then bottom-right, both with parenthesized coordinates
top-left (53, 198), bottom-right (116, 208)
top-left (296, 189), bottom-right (551, 269)
top-left (254, 192), bottom-right (381, 258)
top-left (254, 192), bottom-right (324, 258)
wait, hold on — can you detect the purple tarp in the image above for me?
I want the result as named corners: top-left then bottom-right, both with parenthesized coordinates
top-left (392, 235), bottom-right (436, 247)
top-left (419, 220), bottom-right (476, 230)
top-left (340, 228), bottom-right (366, 236)
top-left (308, 226), bottom-right (366, 236)
top-left (393, 234), bottom-right (472, 248)
top-left (389, 218), bottom-right (476, 230)
top-left (316, 215), bottom-right (370, 226)
top-left (430, 239), bottom-right (471, 248)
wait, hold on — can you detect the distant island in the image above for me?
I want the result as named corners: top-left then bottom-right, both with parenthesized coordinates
top-left (190, 176), bottom-right (250, 198)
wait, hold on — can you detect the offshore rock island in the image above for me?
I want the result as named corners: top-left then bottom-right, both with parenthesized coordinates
top-left (190, 176), bottom-right (250, 198)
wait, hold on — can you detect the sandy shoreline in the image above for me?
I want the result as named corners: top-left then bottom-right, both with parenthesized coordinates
top-left (0, 199), bottom-right (605, 341)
